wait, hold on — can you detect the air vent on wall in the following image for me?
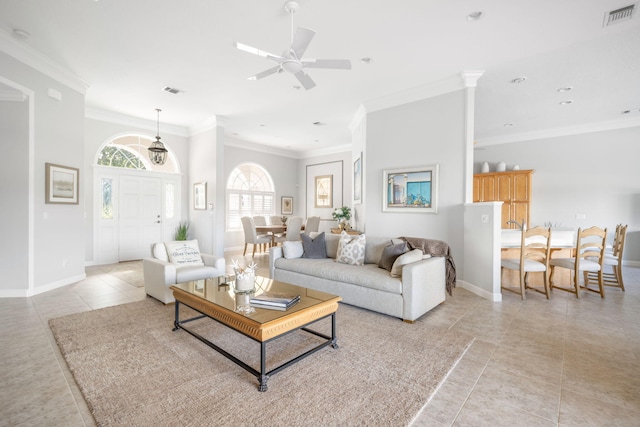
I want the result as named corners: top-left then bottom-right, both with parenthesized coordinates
top-left (603, 3), bottom-right (636, 26)
top-left (162, 86), bottom-right (182, 94)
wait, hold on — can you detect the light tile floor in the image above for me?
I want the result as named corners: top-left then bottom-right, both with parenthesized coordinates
top-left (1, 254), bottom-right (638, 426)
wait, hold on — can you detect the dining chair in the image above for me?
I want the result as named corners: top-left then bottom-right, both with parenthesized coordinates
top-left (240, 216), bottom-right (272, 256)
top-left (253, 216), bottom-right (267, 226)
top-left (304, 216), bottom-right (320, 234)
top-left (549, 226), bottom-right (607, 298)
top-left (270, 215), bottom-right (284, 226)
top-left (585, 223), bottom-right (627, 291)
top-left (501, 226), bottom-right (552, 299)
top-left (274, 216), bottom-right (303, 244)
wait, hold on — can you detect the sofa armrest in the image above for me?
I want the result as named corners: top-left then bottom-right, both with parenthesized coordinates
top-left (143, 258), bottom-right (177, 286)
top-left (269, 246), bottom-right (284, 278)
top-left (400, 256), bottom-right (446, 321)
top-left (201, 253), bottom-right (226, 275)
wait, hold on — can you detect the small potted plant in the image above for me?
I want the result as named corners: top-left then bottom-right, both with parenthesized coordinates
top-left (174, 221), bottom-right (189, 240)
top-left (332, 206), bottom-right (352, 231)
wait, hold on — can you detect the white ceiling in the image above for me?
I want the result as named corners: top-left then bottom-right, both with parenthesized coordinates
top-left (1, 0), bottom-right (639, 155)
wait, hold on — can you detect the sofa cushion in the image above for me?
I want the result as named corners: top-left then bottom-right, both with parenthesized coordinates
top-left (390, 249), bottom-right (423, 278)
top-left (301, 232), bottom-right (327, 259)
top-left (336, 232), bottom-right (366, 266)
top-left (274, 258), bottom-right (402, 294)
top-left (152, 243), bottom-right (169, 262)
top-left (378, 241), bottom-right (408, 271)
top-left (165, 240), bottom-right (203, 266)
top-left (283, 240), bottom-right (304, 259)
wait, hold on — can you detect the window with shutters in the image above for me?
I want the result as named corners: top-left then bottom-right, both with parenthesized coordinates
top-left (226, 163), bottom-right (275, 231)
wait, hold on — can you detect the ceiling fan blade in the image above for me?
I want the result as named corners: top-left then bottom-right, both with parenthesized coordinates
top-left (248, 65), bottom-right (281, 81)
top-left (294, 71), bottom-right (316, 90)
top-left (290, 27), bottom-right (315, 59)
top-left (234, 41), bottom-right (282, 61)
top-left (302, 59), bottom-right (352, 70)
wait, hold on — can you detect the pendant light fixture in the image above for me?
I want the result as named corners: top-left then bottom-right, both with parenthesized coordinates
top-left (148, 108), bottom-right (168, 165)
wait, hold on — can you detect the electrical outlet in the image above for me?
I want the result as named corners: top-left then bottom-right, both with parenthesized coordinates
top-left (481, 214), bottom-right (489, 224)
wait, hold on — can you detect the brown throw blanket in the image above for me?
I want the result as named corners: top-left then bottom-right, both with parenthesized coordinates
top-left (400, 237), bottom-right (456, 296)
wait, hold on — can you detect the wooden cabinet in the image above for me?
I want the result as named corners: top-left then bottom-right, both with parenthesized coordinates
top-left (473, 170), bottom-right (533, 229)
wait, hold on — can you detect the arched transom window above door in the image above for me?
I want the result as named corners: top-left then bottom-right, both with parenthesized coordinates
top-left (96, 134), bottom-right (179, 173)
top-left (227, 163), bottom-right (275, 231)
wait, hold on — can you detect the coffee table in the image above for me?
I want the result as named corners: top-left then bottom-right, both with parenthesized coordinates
top-left (171, 276), bottom-right (341, 391)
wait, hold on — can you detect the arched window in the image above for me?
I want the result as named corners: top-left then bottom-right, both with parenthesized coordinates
top-left (227, 163), bottom-right (275, 230)
top-left (96, 134), bottom-right (179, 173)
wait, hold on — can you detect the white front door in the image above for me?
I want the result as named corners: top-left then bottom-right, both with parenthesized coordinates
top-left (118, 175), bottom-right (162, 261)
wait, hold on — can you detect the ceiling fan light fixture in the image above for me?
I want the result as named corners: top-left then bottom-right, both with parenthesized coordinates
top-left (148, 108), bottom-right (168, 165)
top-left (281, 60), bottom-right (302, 74)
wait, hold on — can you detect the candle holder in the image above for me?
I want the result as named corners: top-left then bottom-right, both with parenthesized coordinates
top-left (231, 260), bottom-right (257, 294)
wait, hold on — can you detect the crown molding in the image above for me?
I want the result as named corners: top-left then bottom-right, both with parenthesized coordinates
top-left (0, 29), bottom-right (89, 94)
top-left (85, 107), bottom-right (189, 137)
top-left (461, 70), bottom-right (485, 88)
top-left (348, 104), bottom-right (367, 134)
top-left (224, 136), bottom-right (302, 159)
top-left (298, 143), bottom-right (352, 159)
top-left (475, 116), bottom-right (640, 146)
top-left (362, 74), bottom-right (464, 113)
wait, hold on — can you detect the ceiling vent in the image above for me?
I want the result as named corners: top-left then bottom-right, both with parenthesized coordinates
top-left (603, 3), bottom-right (636, 26)
top-left (162, 86), bottom-right (182, 94)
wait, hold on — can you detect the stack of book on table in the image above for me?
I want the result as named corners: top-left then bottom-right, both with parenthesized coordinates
top-left (250, 293), bottom-right (300, 311)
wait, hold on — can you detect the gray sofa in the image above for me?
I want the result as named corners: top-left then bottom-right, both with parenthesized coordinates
top-left (269, 233), bottom-right (446, 322)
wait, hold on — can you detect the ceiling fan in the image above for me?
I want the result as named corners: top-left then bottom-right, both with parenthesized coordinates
top-left (233, 1), bottom-right (351, 90)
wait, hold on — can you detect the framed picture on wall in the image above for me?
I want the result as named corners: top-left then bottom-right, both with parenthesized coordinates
top-left (194, 182), bottom-right (207, 210)
top-left (281, 196), bottom-right (293, 215)
top-left (353, 153), bottom-right (362, 204)
top-left (382, 164), bottom-right (439, 213)
top-left (45, 163), bottom-right (79, 204)
top-left (314, 175), bottom-right (333, 208)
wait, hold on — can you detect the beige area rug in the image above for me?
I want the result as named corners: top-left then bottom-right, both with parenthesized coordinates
top-left (49, 299), bottom-right (473, 426)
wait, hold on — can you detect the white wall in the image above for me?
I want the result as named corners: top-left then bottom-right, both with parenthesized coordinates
top-left (474, 126), bottom-right (640, 262)
top-left (0, 51), bottom-right (86, 295)
top-left (364, 90), bottom-right (467, 269)
top-left (0, 92), bottom-right (29, 291)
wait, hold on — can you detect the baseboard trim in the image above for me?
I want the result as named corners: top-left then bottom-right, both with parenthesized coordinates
top-left (458, 280), bottom-right (502, 302)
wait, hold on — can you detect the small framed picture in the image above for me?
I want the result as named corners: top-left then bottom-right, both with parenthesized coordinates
top-left (45, 163), bottom-right (79, 204)
top-left (353, 154), bottom-right (362, 204)
top-left (314, 175), bottom-right (333, 208)
top-left (281, 196), bottom-right (293, 215)
top-left (194, 182), bottom-right (207, 210)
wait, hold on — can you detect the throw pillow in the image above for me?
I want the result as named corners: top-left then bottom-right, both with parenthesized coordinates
top-left (378, 241), bottom-right (408, 271)
top-left (390, 249), bottom-right (423, 278)
top-left (283, 240), bottom-right (304, 259)
top-left (336, 231), bottom-right (366, 266)
top-left (301, 232), bottom-right (327, 259)
top-left (164, 240), bottom-right (203, 265)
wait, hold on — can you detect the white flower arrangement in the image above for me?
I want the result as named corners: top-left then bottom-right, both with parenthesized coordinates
top-left (232, 259), bottom-right (257, 293)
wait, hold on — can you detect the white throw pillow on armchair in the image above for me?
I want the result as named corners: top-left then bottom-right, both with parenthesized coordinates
top-left (164, 240), bottom-right (203, 265)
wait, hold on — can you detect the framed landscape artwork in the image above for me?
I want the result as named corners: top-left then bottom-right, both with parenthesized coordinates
top-left (382, 164), bottom-right (439, 213)
top-left (194, 182), bottom-right (207, 210)
top-left (45, 163), bottom-right (79, 204)
top-left (353, 153), bottom-right (362, 204)
top-left (314, 175), bottom-right (333, 208)
top-left (281, 196), bottom-right (293, 215)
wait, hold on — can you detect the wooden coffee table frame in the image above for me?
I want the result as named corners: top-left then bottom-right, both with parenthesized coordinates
top-left (171, 286), bottom-right (340, 392)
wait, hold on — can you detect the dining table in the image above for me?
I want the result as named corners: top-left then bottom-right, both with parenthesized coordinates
top-left (255, 224), bottom-right (304, 246)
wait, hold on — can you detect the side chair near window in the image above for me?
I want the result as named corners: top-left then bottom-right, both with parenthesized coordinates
top-left (241, 216), bottom-right (272, 256)
top-left (585, 223), bottom-right (627, 292)
top-left (549, 226), bottom-right (607, 298)
top-left (274, 216), bottom-right (303, 245)
top-left (304, 216), bottom-right (320, 234)
top-left (501, 226), bottom-right (552, 299)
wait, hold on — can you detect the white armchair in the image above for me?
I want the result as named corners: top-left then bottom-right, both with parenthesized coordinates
top-left (143, 239), bottom-right (226, 304)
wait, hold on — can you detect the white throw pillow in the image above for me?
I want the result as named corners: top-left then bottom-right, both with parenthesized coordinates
top-left (283, 241), bottom-right (304, 259)
top-left (335, 232), bottom-right (366, 266)
top-left (164, 240), bottom-right (203, 265)
top-left (390, 249), bottom-right (423, 278)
